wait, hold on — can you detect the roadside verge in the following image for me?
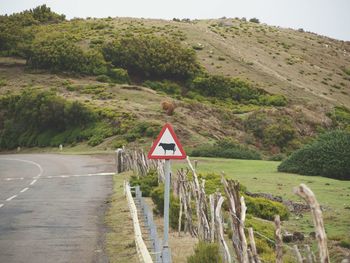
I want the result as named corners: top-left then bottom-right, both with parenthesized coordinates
top-left (105, 172), bottom-right (138, 263)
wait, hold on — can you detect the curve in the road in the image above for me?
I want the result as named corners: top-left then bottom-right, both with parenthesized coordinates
top-left (0, 158), bottom-right (43, 208)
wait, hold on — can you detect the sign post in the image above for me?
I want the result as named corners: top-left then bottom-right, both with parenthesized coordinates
top-left (163, 159), bottom-right (171, 247)
top-left (148, 123), bottom-right (186, 259)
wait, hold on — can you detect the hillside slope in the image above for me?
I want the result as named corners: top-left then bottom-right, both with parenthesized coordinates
top-left (0, 9), bottom-right (349, 154)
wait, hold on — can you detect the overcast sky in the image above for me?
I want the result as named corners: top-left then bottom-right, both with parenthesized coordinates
top-left (1, 0), bottom-right (349, 41)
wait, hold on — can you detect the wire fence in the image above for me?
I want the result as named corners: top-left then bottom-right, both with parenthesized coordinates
top-left (125, 182), bottom-right (171, 263)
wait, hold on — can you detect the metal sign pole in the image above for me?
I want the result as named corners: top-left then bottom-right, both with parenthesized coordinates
top-left (163, 159), bottom-right (171, 248)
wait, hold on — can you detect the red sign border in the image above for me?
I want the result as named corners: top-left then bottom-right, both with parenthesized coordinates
top-left (148, 123), bottom-right (186, 160)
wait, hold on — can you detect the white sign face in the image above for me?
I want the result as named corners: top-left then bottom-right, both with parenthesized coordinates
top-left (148, 124), bottom-right (186, 159)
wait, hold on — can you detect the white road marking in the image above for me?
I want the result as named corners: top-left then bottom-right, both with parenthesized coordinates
top-left (5, 177), bottom-right (24, 181)
top-left (6, 195), bottom-right (17, 201)
top-left (2, 172), bottom-right (116, 181)
top-left (88, 172), bottom-right (115, 176)
top-left (20, 188), bottom-right (29, 193)
top-left (0, 157), bottom-right (113, 206)
top-left (30, 179), bottom-right (37, 185)
top-left (0, 158), bottom-right (43, 177)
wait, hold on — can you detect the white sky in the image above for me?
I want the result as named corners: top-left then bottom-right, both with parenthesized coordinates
top-left (1, 0), bottom-right (349, 41)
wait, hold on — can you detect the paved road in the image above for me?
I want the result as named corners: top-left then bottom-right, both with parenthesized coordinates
top-left (0, 154), bottom-right (115, 263)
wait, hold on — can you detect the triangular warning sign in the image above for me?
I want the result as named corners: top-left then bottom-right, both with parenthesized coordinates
top-left (148, 123), bottom-right (186, 160)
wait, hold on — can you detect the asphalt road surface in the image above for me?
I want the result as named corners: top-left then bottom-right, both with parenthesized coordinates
top-left (0, 154), bottom-right (115, 263)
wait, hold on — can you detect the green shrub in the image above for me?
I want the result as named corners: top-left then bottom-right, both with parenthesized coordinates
top-left (190, 74), bottom-right (260, 102)
top-left (87, 134), bottom-right (104, 146)
top-left (258, 94), bottom-right (287, 106)
top-left (249, 18), bottom-right (260, 23)
top-left (191, 140), bottom-right (261, 160)
top-left (0, 5), bottom-right (64, 56)
top-left (245, 196), bottom-right (289, 221)
top-left (96, 75), bottom-right (111, 83)
top-left (339, 240), bottom-right (350, 249)
top-left (198, 173), bottom-right (223, 194)
top-left (27, 36), bottom-right (107, 75)
top-left (244, 112), bottom-right (298, 151)
top-left (268, 154), bottom-right (285, 161)
top-left (278, 130), bottom-right (350, 180)
top-left (108, 68), bottom-right (130, 84)
top-left (130, 170), bottom-right (158, 197)
top-left (328, 106), bottom-right (350, 129)
top-left (187, 242), bottom-right (222, 263)
top-left (143, 80), bottom-right (182, 95)
top-left (0, 89), bottom-right (120, 149)
top-left (102, 34), bottom-right (200, 80)
top-left (263, 121), bottom-right (296, 149)
top-left (26, 5), bottom-right (65, 24)
top-left (150, 185), bottom-right (181, 229)
top-left (343, 67), bottom-right (350, 76)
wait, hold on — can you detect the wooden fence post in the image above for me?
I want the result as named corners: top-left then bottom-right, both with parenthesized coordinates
top-left (294, 184), bottom-right (330, 263)
top-left (248, 228), bottom-right (261, 263)
top-left (274, 215), bottom-right (283, 263)
top-left (215, 194), bottom-right (231, 263)
top-left (293, 245), bottom-right (303, 263)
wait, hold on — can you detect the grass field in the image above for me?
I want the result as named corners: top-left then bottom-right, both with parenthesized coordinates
top-left (173, 157), bottom-right (350, 242)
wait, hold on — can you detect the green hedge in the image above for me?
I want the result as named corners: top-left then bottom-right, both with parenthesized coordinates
top-left (191, 140), bottom-right (261, 160)
top-left (278, 130), bottom-right (350, 180)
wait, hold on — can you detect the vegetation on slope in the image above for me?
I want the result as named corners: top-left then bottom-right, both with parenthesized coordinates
top-left (278, 130), bottom-right (350, 180)
top-left (102, 34), bottom-right (200, 81)
top-left (0, 5), bottom-right (349, 155)
top-left (0, 89), bottom-right (161, 149)
top-left (190, 139), bottom-right (261, 160)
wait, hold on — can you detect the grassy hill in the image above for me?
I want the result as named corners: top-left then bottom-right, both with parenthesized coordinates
top-left (0, 6), bottom-right (349, 154)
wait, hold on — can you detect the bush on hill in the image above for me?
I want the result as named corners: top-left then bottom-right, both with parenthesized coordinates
top-left (249, 18), bottom-right (260, 24)
top-left (278, 130), bottom-right (350, 180)
top-left (0, 89), bottom-right (96, 149)
top-left (0, 5), bottom-right (64, 56)
top-left (143, 80), bottom-right (182, 95)
top-left (327, 106), bottom-right (350, 130)
top-left (191, 140), bottom-right (261, 160)
top-left (27, 36), bottom-right (108, 75)
top-left (244, 112), bottom-right (298, 152)
top-left (189, 74), bottom-right (287, 106)
top-left (102, 34), bottom-right (200, 81)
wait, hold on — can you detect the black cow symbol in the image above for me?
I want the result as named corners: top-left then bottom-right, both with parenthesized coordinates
top-left (158, 143), bottom-right (176, 155)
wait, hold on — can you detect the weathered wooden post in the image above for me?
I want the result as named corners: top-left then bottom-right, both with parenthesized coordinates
top-left (294, 184), bottom-right (330, 263)
top-left (274, 215), bottom-right (283, 263)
